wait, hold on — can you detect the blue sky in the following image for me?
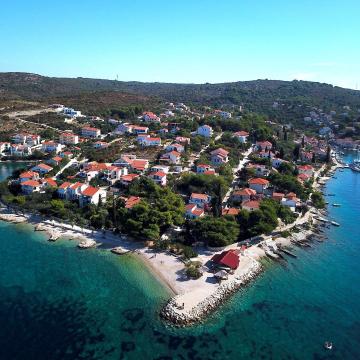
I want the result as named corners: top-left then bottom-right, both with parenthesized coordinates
top-left (1, 0), bottom-right (359, 88)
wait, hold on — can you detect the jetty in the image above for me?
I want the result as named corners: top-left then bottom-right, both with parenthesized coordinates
top-left (279, 247), bottom-right (297, 258)
top-left (111, 246), bottom-right (130, 255)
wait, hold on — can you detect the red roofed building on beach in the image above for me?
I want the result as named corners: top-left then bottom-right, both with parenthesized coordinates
top-left (211, 250), bottom-right (240, 270)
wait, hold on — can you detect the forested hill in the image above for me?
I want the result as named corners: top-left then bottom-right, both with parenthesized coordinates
top-left (1, 72), bottom-right (360, 113)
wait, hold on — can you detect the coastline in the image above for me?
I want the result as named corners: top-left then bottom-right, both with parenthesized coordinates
top-left (0, 160), bottom-right (341, 327)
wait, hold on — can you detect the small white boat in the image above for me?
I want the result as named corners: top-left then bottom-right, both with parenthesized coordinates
top-left (332, 203), bottom-right (341, 207)
top-left (324, 341), bottom-right (333, 350)
top-left (331, 221), bottom-right (340, 227)
top-left (111, 247), bottom-right (130, 255)
top-left (77, 240), bottom-right (97, 249)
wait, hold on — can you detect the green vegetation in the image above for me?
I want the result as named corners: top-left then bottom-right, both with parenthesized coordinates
top-left (311, 191), bottom-right (326, 209)
top-left (185, 261), bottom-right (203, 279)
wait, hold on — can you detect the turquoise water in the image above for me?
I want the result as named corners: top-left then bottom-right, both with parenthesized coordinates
top-left (0, 159), bottom-right (360, 359)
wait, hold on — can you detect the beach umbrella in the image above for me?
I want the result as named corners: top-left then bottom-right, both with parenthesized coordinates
top-left (214, 270), bottom-right (228, 280)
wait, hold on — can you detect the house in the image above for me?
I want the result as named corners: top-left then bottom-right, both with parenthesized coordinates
top-left (31, 163), bottom-right (53, 175)
top-left (297, 173), bottom-right (311, 184)
top-left (242, 200), bottom-right (261, 212)
top-left (47, 156), bottom-right (63, 166)
top-left (185, 204), bottom-right (205, 219)
top-left (93, 141), bottom-right (109, 149)
top-left (222, 208), bottom-right (240, 216)
top-left (211, 148), bottom-right (229, 165)
top-left (123, 196), bottom-right (141, 209)
top-left (19, 171), bottom-right (39, 183)
top-left (258, 150), bottom-right (275, 159)
top-left (120, 173), bottom-right (140, 187)
top-left (211, 250), bottom-right (240, 269)
top-left (21, 180), bottom-right (41, 194)
top-left (161, 150), bottom-right (181, 164)
top-left (42, 178), bottom-right (57, 188)
top-left (175, 136), bottom-right (191, 144)
top-left (189, 193), bottom-right (211, 208)
top-left (142, 112), bottom-right (161, 122)
top-left (272, 158), bottom-right (287, 169)
top-left (165, 143), bottom-right (184, 153)
top-left (59, 132), bottom-right (79, 145)
top-left (272, 192), bottom-right (285, 202)
top-left (248, 178), bottom-right (270, 194)
top-left (297, 164), bottom-right (314, 177)
top-left (63, 107), bottom-right (82, 118)
top-left (114, 123), bottom-right (133, 134)
top-left (233, 131), bottom-right (249, 143)
top-left (196, 125), bottom-right (213, 138)
top-left (10, 144), bottom-right (32, 157)
top-left (41, 141), bottom-right (63, 154)
top-left (60, 151), bottom-right (74, 159)
top-left (281, 192), bottom-right (299, 210)
top-left (57, 182), bottom-right (72, 199)
top-left (218, 111), bottom-right (232, 119)
top-left (12, 133), bottom-right (41, 146)
top-left (79, 186), bottom-right (107, 207)
top-left (81, 127), bottom-right (101, 138)
top-left (149, 171), bottom-right (167, 186)
top-left (151, 165), bottom-right (169, 174)
top-left (137, 135), bottom-right (161, 147)
top-left (101, 166), bottom-right (128, 184)
top-left (196, 164), bottom-right (215, 174)
top-left (67, 182), bottom-right (88, 200)
top-left (300, 151), bottom-right (313, 162)
top-left (114, 155), bottom-right (149, 172)
top-left (256, 141), bottom-right (273, 151)
top-left (132, 126), bottom-right (149, 135)
top-left (246, 163), bottom-right (270, 177)
top-left (231, 188), bottom-right (256, 202)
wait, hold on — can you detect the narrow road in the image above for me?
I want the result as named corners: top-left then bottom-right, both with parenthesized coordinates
top-left (222, 146), bottom-right (253, 206)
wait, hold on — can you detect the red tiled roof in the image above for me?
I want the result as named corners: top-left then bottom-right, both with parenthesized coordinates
top-left (190, 193), bottom-right (209, 200)
top-left (70, 182), bottom-right (84, 190)
top-left (222, 208), bottom-right (240, 216)
top-left (233, 188), bottom-right (256, 196)
top-left (249, 178), bottom-right (269, 185)
top-left (36, 163), bottom-right (53, 170)
top-left (43, 178), bottom-right (57, 187)
top-left (242, 200), bottom-right (260, 209)
top-left (22, 180), bottom-right (40, 187)
top-left (234, 131), bottom-right (249, 136)
top-left (124, 196), bottom-right (141, 209)
top-left (121, 174), bottom-right (139, 182)
top-left (19, 171), bottom-right (38, 178)
top-left (82, 126), bottom-right (100, 132)
top-left (81, 186), bottom-right (99, 197)
top-left (211, 148), bottom-right (229, 156)
top-left (211, 250), bottom-right (240, 269)
top-left (59, 181), bottom-right (71, 189)
top-left (151, 171), bottom-right (166, 178)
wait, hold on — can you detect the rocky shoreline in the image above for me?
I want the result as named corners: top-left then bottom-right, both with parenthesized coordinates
top-left (160, 259), bottom-right (262, 326)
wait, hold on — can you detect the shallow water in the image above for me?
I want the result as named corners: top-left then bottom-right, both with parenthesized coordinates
top-left (0, 158), bottom-right (359, 359)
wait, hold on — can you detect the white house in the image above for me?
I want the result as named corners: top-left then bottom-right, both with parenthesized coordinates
top-left (19, 171), bottom-right (39, 183)
top-left (281, 192), bottom-right (299, 210)
top-left (142, 112), bottom-right (161, 123)
top-left (59, 132), bottom-right (79, 145)
top-left (137, 135), bottom-right (161, 147)
top-left (211, 148), bottom-right (229, 165)
top-left (63, 107), bottom-right (82, 118)
top-left (151, 165), bottom-right (169, 174)
top-left (165, 143), bottom-right (184, 153)
top-left (21, 180), bottom-right (41, 194)
top-left (12, 133), bottom-right (41, 146)
top-left (256, 141), bottom-right (273, 151)
top-left (248, 178), bottom-right (270, 194)
top-left (297, 165), bottom-right (314, 177)
top-left (219, 111), bottom-right (232, 119)
top-left (81, 127), bottom-right (101, 138)
top-left (234, 131), bottom-right (249, 143)
top-left (149, 171), bottom-right (167, 186)
top-left (161, 150), bottom-right (181, 164)
top-left (79, 186), bottom-right (107, 207)
top-left (93, 141), bottom-right (109, 149)
top-left (41, 141), bottom-right (63, 154)
top-left (31, 163), bottom-right (53, 175)
top-left (196, 164), bottom-right (215, 174)
top-left (196, 125), bottom-right (213, 138)
top-left (185, 204), bottom-right (205, 219)
top-left (272, 158), bottom-right (287, 169)
top-left (189, 193), bottom-right (211, 208)
top-left (242, 200), bottom-right (260, 212)
top-left (10, 144), bottom-right (32, 157)
top-left (0, 142), bottom-right (11, 154)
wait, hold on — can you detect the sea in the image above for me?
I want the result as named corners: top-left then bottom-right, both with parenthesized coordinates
top-left (0, 156), bottom-right (359, 360)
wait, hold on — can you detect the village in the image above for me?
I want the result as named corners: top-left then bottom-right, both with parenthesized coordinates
top-left (0, 99), bottom-right (349, 324)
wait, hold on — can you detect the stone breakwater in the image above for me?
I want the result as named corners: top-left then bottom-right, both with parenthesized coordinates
top-left (160, 259), bottom-right (262, 326)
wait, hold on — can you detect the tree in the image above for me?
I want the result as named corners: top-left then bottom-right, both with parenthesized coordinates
top-left (311, 192), bottom-right (325, 209)
top-left (191, 217), bottom-right (240, 247)
top-left (279, 147), bottom-right (285, 159)
top-left (293, 144), bottom-right (300, 161)
top-left (326, 145), bottom-right (331, 163)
